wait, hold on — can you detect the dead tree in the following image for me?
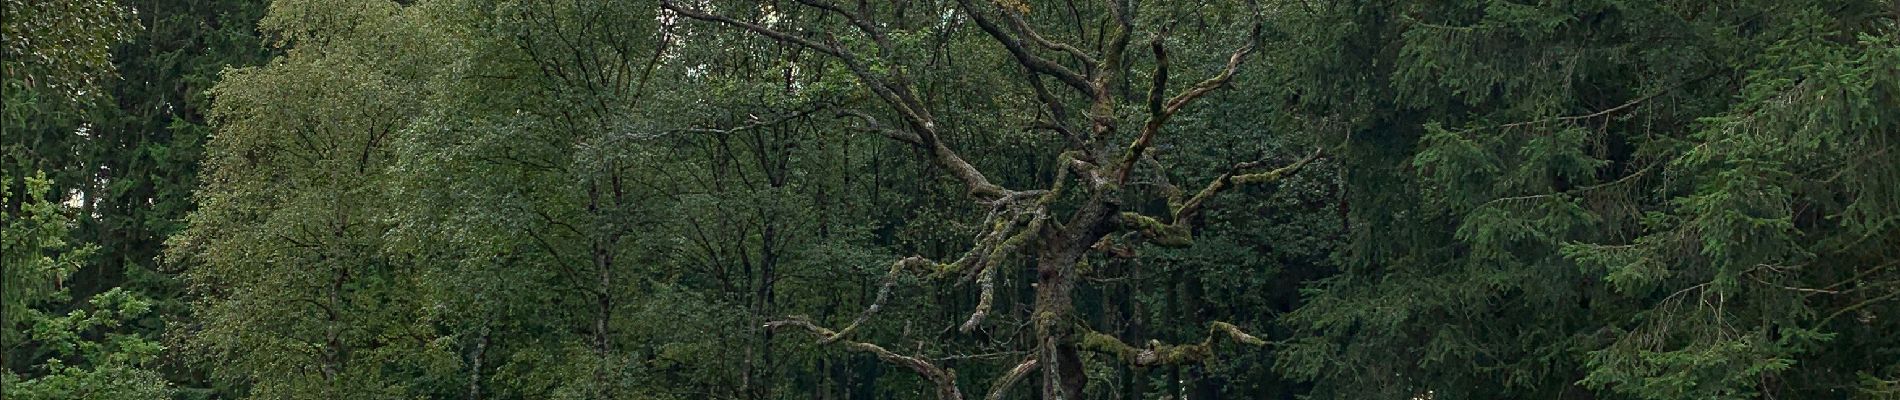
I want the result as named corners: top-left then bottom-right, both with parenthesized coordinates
top-left (661, 1), bottom-right (1318, 398)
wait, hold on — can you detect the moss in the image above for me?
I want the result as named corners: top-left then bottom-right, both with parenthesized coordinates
top-left (932, 262), bottom-right (957, 276)
top-left (1118, 212), bottom-right (1193, 247)
top-left (990, 217), bottom-right (1043, 259)
top-left (1076, 330), bottom-right (1141, 361)
top-left (1153, 344), bottom-right (1213, 365)
top-left (1211, 321), bottom-right (1267, 346)
top-left (1230, 170), bottom-right (1286, 185)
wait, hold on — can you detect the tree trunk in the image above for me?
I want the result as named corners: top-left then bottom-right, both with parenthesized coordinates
top-left (1035, 195), bottom-right (1119, 398)
top-left (467, 327), bottom-right (489, 400)
top-left (594, 238), bottom-right (614, 400)
top-left (1034, 246), bottom-right (1086, 399)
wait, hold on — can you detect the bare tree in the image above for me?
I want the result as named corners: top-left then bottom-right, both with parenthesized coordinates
top-left (661, 1), bottom-right (1318, 398)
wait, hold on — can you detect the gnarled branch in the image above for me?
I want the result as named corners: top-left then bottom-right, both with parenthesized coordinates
top-left (824, 192), bottom-right (1051, 340)
top-left (985, 356), bottom-right (1040, 400)
top-left (954, 0), bottom-right (1098, 98)
top-left (838, 109), bottom-right (922, 145)
top-left (665, 0), bottom-right (1011, 200)
top-left (1074, 321), bottom-right (1266, 367)
top-left (1115, 22), bottom-right (1263, 184)
top-left (768, 319), bottom-right (964, 400)
top-left (659, 1), bottom-right (844, 58)
top-left (1024, 69), bottom-right (1085, 150)
top-left (1002, 9), bottom-right (1099, 71)
top-left (789, 0), bottom-right (894, 56)
top-left (962, 208), bottom-right (1045, 333)
top-left (1120, 147), bottom-right (1323, 247)
top-left (822, 256), bottom-right (939, 344)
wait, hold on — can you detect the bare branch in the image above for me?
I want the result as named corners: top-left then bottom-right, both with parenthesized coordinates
top-left (769, 319), bottom-right (964, 400)
top-left (954, 0), bottom-right (1099, 97)
top-left (1114, 23), bottom-right (1262, 184)
top-left (675, 102), bottom-right (832, 137)
top-left (1024, 69), bottom-right (1085, 149)
top-left (985, 357), bottom-right (1040, 400)
top-left (668, 0), bottom-right (1010, 200)
top-left (660, 1), bottom-right (844, 58)
top-left (838, 109), bottom-right (922, 145)
top-left (1002, 9), bottom-right (1099, 69)
top-left (1121, 147), bottom-right (1323, 247)
top-left (790, 0), bottom-right (895, 55)
top-left (823, 256), bottom-right (938, 344)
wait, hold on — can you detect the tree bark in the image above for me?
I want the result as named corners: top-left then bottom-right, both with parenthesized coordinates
top-left (1033, 247), bottom-right (1084, 399)
top-left (1034, 193), bottom-right (1121, 398)
top-left (467, 327), bottom-right (489, 400)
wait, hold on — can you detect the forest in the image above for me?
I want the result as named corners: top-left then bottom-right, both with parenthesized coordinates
top-left (3, 0), bottom-right (1898, 399)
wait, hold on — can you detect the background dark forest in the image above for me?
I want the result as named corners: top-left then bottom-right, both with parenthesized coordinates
top-left (4, 0), bottom-right (1898, 399)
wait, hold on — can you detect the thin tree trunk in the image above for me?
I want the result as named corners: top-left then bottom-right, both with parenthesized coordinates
top-left (468, 327), bottom-right (489, 400)
top-left (589, 179), bottom-right (616, 400)
top-left (594, 238), bottom-right (614, 400)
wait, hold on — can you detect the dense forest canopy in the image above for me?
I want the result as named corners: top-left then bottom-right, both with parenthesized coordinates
top-left (3, 0), bottom-right (1897, 399)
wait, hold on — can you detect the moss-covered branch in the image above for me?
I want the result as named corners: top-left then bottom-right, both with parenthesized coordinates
top-left (1113, 21), bottom-right (1264, 185)
top-left (1073, 322), bottom-right (1267, 367)
top-left (1115, 211), bottom-right (1193, 248)
top-left (962, 210), bottom-right (1045, 333)
top-left (1175, 147), bottom-right (1323, 225)
top-left (829, 191), bottom-right (1053, 340)
top-left (1117, 147), bottom-right (1323, 248)
top-left (822, 256), bottom-right (937, 344)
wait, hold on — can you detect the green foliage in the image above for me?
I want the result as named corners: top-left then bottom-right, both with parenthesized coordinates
top-left (4, 288), bottom-right (172, 400)
top-left (1275, 1), bottom-right (1900, 399)
top-left (0, 0), bottom-right (136, 102)
top-left (3, 1), bottom-right (274, 396)
top-left (2, 0), bottom-right (136, 194)
top-left (8, 0), bottom-right (1897, 398)
top-left (3, 172), bottom-right (170, 399)
top-left (2, 172), bottom-right (91, 346)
